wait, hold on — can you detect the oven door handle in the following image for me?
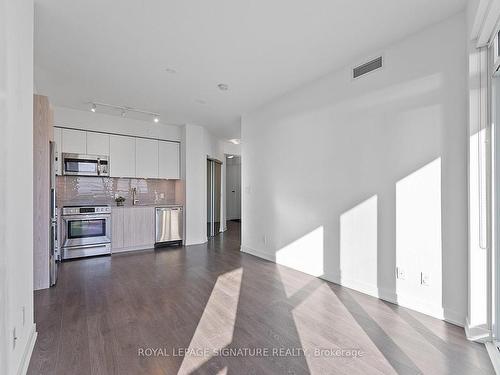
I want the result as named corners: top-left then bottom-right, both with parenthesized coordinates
top-left (62, 215), bottom-right (111, 221)
top-left (63, 243), bottom-right (111, 250)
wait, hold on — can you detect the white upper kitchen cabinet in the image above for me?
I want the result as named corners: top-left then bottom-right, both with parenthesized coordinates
top-left (109, 135), bottom-right (136, 177)
top-left (53, 127), bottom-right (62, 175)
top-left (158, 141), bottom-right (180, 179)
top-left (135, 138), bottom-right (159, 178)
top-left (61, 128), bottom-right (86, 154)
top-left (86, 132), bottom-right (110, 156)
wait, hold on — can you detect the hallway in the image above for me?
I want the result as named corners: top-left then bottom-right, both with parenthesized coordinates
top-left (28, 222), bottom-right (493, 375)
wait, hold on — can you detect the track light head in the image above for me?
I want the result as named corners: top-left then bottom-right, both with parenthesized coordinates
top-left (91, 103), bottom-right (96, 112)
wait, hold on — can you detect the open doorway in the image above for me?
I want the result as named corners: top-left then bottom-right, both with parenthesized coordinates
top-left (226, 155), bottom-right (241, 226)
top-left (207, 158), bottom-right (222, 237)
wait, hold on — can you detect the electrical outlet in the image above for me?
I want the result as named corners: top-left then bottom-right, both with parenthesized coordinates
top-left (12, 327), bottom-right (17, 349)
top-left (396, 267), bottom-right (405, 280)
top-left (421, 272), bottom-right (430, 286)
top-left (160, 193), bottom-right (165, 199)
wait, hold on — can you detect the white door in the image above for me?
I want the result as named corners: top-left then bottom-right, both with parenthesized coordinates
top-left (136, 138), bottom-right (159, 178)
top-left (109, 135), bottom-right (136, 177)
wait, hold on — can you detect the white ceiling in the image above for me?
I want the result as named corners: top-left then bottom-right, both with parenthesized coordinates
top-left (34, 0), bottom-right (466, 139)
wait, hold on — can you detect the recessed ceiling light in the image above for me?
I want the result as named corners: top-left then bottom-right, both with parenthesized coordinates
top-left (165, 68), bottom-right (177, 74)
top-left (217, 83), bottom-right (229, 91)
top-left (154, 116), bottom-right (160, 123)
top-left (90, 103), bottom-right (96, 112)
top-left (228, 138), bottom-right (240, 145)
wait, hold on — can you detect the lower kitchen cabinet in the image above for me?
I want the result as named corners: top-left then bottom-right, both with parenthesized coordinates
top-left (111, 208), bottom-right (124, 249)
top-left (111, 206), bottom-right (155, 252)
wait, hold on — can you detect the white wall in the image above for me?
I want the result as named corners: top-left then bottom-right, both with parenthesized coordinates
top-left (242, 14), bottom-right (467, 325)
top-left (182, 124), bottom-right (207, 245)
top-left (0, 0), bottom-right (36, 374)
top-left (203, 128), bottom-right (227, 232)
top-left (53, 106), bottom-right (182, 141)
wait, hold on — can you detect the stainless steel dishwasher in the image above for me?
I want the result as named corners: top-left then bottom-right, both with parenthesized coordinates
top-left (155, 206), bottom-right (183, 246)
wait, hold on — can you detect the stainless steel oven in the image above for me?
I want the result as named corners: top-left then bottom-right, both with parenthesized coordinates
top-left (61, 205), bottom-right (111, 260)
top-left (62, 153), bottom-right (109, 177)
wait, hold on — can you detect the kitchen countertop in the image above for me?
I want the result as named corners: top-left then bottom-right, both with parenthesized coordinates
top-left (58, 202), bottom-right (183, 209)
top-left (112, 203), bottom-right (183, 209)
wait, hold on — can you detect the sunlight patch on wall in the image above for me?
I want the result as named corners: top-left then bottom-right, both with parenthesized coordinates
top-left (339, 196), bottom-right (378, 294)
top-left (396, 158), bottom-right (442, 316)
top-left (275, 226), bottom-right (324, 277)
top-left (177, 268), bottom-right (243, 374)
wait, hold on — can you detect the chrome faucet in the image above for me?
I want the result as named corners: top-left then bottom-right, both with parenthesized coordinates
top-left (132, 187), bottom-right (139, 205)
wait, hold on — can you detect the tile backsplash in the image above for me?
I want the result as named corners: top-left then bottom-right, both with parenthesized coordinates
top-left (57, 176), bottom-right (182, 207)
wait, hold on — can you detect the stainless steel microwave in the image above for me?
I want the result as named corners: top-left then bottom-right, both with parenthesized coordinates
top-left (62, 153), bottom-right (109, 177)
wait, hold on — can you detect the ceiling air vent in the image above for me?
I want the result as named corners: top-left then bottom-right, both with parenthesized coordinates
top-left (353, 56), bottom-right (383, 79)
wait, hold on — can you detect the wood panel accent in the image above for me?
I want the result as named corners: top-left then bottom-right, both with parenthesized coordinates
top-left (33, 95), bottom-right (52, 290)
top-left (27, 222), bottom-right (494, 375)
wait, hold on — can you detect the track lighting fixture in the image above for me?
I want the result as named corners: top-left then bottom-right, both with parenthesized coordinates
top-left (87, 102), bottom-right (160, 123)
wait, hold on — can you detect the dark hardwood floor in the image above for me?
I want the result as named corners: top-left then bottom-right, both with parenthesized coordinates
top-left (28, 221), bottom-right (494, 375)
